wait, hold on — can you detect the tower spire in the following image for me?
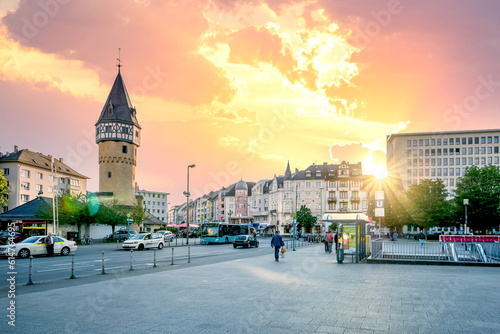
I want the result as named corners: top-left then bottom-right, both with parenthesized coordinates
top-left (116, 48), bottom-right (123, 73)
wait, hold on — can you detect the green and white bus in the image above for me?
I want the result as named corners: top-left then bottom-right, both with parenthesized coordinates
top-left (201, 222), bottom-right (249, 244)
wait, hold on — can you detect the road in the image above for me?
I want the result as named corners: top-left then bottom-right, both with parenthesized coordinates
top-left (0, 237), bottom-right (313, 288)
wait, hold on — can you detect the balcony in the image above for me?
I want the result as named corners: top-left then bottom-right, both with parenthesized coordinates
top-left (327, 196), bottom-right (337, 202)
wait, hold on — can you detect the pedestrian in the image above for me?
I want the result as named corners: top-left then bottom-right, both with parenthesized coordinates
top-left (334, 232), bottom-right (338, 252)
top-left (45, 231), bottom-right (55, 257)
top-left (417, 231), bottom-right (425, 247)
top-left (392, 231), bottom-right (398, 242)
top-left (327, 231), bottom-right (334, 253)
top-left (324, 233), bottom-right (329, 252)
top-left (387, 232), bottom-right (391, 240)
top-left (271, 230), bottom-right (285, 262)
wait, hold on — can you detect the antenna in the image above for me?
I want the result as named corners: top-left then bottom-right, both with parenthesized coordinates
top-left (116, 48), bottom-right (123, 72)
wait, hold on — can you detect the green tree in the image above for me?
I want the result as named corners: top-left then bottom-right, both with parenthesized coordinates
top-left (403, 179), bottom-right (452, 231)
top-left (131, 203), bottom-right (146, 230)
top-left (296, 205), bottom-right (316, 232)
top-left (39, 191), bottom-right (93, 236)
top-left (95, 200), bottom-right (127, 234)
top-left (453, 165), bottom-right (500, 231)
top-left (0, 170), bottom-right (9, 208)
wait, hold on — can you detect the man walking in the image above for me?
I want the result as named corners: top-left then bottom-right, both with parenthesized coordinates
top-left (418, 231), bottom-right (425, 247)
top-left (45, 231), bottom-right (55, 257)
top-left (271, 231), bottom-right (285, 262)
top-left (327, 231), bottom-right (334, 253)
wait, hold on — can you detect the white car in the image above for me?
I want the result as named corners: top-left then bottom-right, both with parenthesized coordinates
top-left (158, 231), bottom-right (175, 242)
top-left (0, 236), bottom-right (78, 258)
top-left (122, 233), bottom-right (165, 250)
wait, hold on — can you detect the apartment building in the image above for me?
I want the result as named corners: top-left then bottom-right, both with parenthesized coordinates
top-left (387, 129), bottom-right (500, 196)
top-left (135, 188), bottom-right (169, 222)
top-left (0, 146), bottom-right (89, 212)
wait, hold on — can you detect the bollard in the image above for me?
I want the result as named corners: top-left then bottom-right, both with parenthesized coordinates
top-left (117, 240), bottom-right (119, 249)
top-left (129, 250), bottom-right (134, 271)
top-left (27, 256), bottom-right (33, 285)
top-left (188, 246), bottom-right (191, 263)
top-left (101, 251), bottom-right (106, 275)
top-left (153, 249), bottom-right (157, 268)
top-left (70, 253), bottom-right (76, 279)
top-left (171, 248), bottom-right (174, 265)
top-left (176, 238), bottom-right (178, 246)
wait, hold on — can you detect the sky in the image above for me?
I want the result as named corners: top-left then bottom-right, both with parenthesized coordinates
top-left (1, 0), bottom-right (500, 205)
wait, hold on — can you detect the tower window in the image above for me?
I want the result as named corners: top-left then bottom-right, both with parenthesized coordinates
top-left (122, 145), bottom-right (128, 154)
top-left (108, 172), bottom-right (112, 178)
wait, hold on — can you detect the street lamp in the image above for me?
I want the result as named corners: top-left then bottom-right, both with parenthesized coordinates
top-left (165, 193), bottom-right (170, 224)
top-left (293, 183), bottom-right (298, 251)
top-left (463, 199), bottom-right (469, 234)
top-left (185, 164), bottom-right (195, 245)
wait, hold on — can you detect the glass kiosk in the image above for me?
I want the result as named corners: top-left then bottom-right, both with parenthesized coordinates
top-left (336, 219), bottom-right (367, 263)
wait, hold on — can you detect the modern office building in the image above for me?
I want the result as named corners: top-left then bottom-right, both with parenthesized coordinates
top-left (0, 146), bottom-right (89, 213)
top-left (387, 129), bottom-right (500, 196)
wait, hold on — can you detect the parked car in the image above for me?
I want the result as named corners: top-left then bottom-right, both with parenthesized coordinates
top-left (158, 231), bottom-right (174, 241)
top-left (122, 233), bottom-right (165, 250)
top-left (113, 229), bottom-right (138, 241)
top-left (0, 236), bottom-right (77, 258)
top-left (0, 231), bottom-right (25, 244)
top-left (233, 235), bottom-right (259, 248)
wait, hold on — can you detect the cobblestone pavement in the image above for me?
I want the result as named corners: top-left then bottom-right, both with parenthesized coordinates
top-left (2, 244), bottom-right (499, 333)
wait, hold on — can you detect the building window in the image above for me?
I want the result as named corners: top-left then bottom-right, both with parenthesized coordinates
top-left (425, 149), bottom-right (429, 156)
top-left (425, 139), bottom-right (429, 146)
top-left (36, 184), bottom-right (43, 192)
top-left (443, 169), bottom-right (448, 177)
top-left (407, 140), bottom-right (411, 147)
top-left (21, 182), bottom-right (30, 190)
top-left (495, 157), bottom-right (499, 164)
top-left (481, 157), bottom-right (486, 165)
top-left (437, 149), bottom-right (441, 156)
top-left (475, 137), bottom-right (479, 144)
top-left (462, 158), bottom-right (466, 165)
top-left (436, 139), bottom-right (440, 146)
top-left (468, 147), bottom-right (473, 155)
top-left (480, 137), bottom-right (485, 144)
top-left (443, 138), bottom-right (448, 145)
top-left (425, 159), bottom-right (429, 166)
top-left (37, 172), bottom-right (43, 179)
top-left (456, 168), bottom-right (461, 176)
top-left (49, 186), bottom-right (53, 193)
top-left (108, 172), bottom-right (112, 178)
top-left (419, 139), bottom-right (423, 146)
top-left (3, 168), bottom-right (9, 175)
top-left (21, 194), bottom-right (30, 202)
top-left (122, 145), bottom-right (128, 154)
top-left (481, 147), bottom-right (486, 154)
top-left (425, 169), bottom-right (429, 177)
top-left (21, 170), bottom-right (30, 178)
top-left (431, 169), bottom-right (436, 177)
top-left (461, 138), bottom-right (466, 145)
top-left (495, 136), bottom-right (499, 144)
top-left (474, 147), bottom-right (479, 154)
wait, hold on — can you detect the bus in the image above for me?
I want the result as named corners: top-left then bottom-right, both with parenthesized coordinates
top-left (201, 222), bottom-right (249, 244)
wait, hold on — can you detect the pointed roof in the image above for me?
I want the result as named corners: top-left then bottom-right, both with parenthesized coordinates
top-left (95, 72), bottom-right (141, 128)
top-left (284, 160), bottom-right (292, 180)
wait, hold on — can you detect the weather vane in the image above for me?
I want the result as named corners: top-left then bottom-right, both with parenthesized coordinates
top-left (117, 48), bottom-right (123, 72)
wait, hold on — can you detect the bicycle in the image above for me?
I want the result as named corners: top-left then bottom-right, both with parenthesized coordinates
top-left (80, 235), bottom-right (94, 245)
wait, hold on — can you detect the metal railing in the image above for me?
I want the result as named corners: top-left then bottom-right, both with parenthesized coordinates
top-left (371, 241), bottom-right (500, 263)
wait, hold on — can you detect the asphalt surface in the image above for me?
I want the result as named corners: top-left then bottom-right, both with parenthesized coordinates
top-left (0, 237), bottom-right (307, 285)
top-left (2, 242), bottom-right (500, 333)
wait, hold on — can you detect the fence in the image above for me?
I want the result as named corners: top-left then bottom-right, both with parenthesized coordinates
top-left (371, 241), bottom-right (500, 264)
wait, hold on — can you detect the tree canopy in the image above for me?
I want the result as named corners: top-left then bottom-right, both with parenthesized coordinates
top-left (453, 165), bottom-right (500, 231)
top-left (0, 170), bottom-right (8, 208)
top-left (296, 205), bottom-right (316, 232)
top-left (402, 179), bottom-right (452, 230)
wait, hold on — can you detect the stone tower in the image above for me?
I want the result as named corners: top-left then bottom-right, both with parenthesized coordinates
top-left (95, 67), bottom-right (141, 206)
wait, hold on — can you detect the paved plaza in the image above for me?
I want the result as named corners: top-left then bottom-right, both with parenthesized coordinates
top-left (2, 244), bottom-right (500, 334)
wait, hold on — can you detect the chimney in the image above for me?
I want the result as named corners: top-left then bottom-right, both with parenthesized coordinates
top-left (59, 158), bottom-right (64, 163)
top-left (14, 145), bottom-right (18, 152)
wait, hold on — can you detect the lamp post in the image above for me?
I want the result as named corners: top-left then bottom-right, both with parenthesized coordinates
top-left (463, 199), bottom-right (469, 234)
top-left (184, 164), bottom-right (195, 245)
top-left (293, 183), bottom-right (298, 251)
top-left (228, 210), bottom-right (233, 224)
top-left (165, 193), bottom-right (170, 224)
top-left (127, 213), bottom-right (131, 237)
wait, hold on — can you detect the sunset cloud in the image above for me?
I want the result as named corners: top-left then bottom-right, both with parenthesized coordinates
top-left (1, 0), bottom-right (499, 204)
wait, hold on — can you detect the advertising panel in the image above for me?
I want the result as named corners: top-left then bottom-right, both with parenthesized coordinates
top-left (342, 225), bottom-right (356, 254)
